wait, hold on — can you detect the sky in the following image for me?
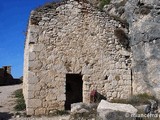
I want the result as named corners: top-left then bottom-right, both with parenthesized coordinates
top-left (0, 0), bottom-right (59, 78)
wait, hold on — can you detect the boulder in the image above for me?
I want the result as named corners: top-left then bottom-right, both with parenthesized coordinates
top-left (135, 105), bottom-right (148, 113)
top-left (97, 100), bottom-right (138, 120)
top-left (70, 102), bottom-right (98, 120)
top-left (71, 102), bottom-right (90, 113)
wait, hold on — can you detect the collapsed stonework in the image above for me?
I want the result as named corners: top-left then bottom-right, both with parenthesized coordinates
top-left (23, 0), bottom-right (160, 115)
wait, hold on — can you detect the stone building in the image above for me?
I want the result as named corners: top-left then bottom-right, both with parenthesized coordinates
top-left (23, 0), bottom-right (160, 115)
top-left (23, 0), bottom-right (132, 115)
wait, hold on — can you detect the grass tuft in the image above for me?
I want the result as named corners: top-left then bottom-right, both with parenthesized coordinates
top-left (99, 0), bottom-right (111, 11)
top-left (48, 110), bottom-right (69, 116)
top-left (111, 93), bottom-right (157, 106)
top-left (14, 89), bottom-right (23, 98)
top-left (13, 89), bottom-right (26, 111)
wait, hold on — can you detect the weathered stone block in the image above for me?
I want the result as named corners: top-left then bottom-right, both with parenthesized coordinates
top-left (112, 80), bottom-right (118, 87)
top-left (107, 92), bottom-right (112, 97)
top-left (26, 108), bottom-right (34, 115)
top-left (97, 100), bottom-right (137, 113)
top-left (35, 108), bottom-right (46, 115)
top-left (27, 71), bottom-right (39, 84)
top-left (33, 44), bottom-right (44, 52)
top-left (28, 99), bottom-right (42, 108)
top-left (28, 84), bottom-right (41, 91)
top-left (112, 92), bottom-right (117, 98)
top-left (82, 75), bottom-right (90, 81)
top-left (57, 94), bottom-right (65, 101)
top-left (46, 94), bottom-right (57, 101)
top-left (48, 102), bottom-right (59, 109)
top-left (123, 75), bottom-right (131, 80)
top-left (104, 83), bottom-right (113, 90)
top-left (29, 52), bottom-right (36, 61)
top-left (28, 61), bottom-right (42, 70)
top-left (27, 91), bottom-right (34, 99)
top-left (115, 62), bottom-right (122, 69)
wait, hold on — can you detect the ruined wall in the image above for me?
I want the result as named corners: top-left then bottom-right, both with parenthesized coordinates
top-left (0, 68), bottom-right (5, 81)
top-left (23, 0), bottom-right (132, 115)
top-left (0, 66), bottom-right (14, 85)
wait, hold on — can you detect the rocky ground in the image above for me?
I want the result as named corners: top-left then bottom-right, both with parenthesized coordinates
top-left (0, 84), bottom-right (21, 119)
top-left (0, 84), bottom-right (158, 120)
top-left (0, 84), bottom-right (69, 120)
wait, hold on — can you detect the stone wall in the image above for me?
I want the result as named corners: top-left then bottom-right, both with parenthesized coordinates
top-left (23, 0), bottom-right (132, 115)
top-left (0, 66), bottom-right (14, 85)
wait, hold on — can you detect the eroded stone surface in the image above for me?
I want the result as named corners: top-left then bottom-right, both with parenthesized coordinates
top-left (125, 0), bottom-right (160, 96)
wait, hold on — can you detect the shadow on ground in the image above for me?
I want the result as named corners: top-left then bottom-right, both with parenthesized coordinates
top-left (0, 79), bottom-right (22, 86)
top-left (0, 112), bottom-right (13, 120)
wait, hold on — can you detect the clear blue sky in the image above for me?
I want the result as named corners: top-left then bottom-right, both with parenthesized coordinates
top-left (0, 0), bottom-right (59, 78)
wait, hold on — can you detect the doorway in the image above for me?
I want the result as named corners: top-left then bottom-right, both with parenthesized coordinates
top-left (65, 74), bottom-right (83, 110)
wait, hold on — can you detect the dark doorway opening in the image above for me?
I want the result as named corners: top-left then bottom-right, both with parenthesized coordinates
top-left (65, 74), bottom-right (83, 110)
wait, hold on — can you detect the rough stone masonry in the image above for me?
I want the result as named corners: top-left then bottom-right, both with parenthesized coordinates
top-left (23, 0), bottom-right (160, 115)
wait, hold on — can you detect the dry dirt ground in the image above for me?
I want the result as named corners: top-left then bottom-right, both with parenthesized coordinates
top-left (0, 84), bottom-right (21, 119)
top-left (0, 84), bottom-right (69, 120)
